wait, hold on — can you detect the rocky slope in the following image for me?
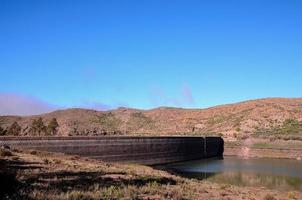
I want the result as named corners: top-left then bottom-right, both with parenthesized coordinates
top-left (1, 98), bottom-right (302, 139)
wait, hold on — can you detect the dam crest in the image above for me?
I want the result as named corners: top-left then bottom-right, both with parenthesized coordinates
top-left (0, 136), bottom-right (224, 165)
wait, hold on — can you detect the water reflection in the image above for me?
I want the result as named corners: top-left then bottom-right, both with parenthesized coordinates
top-left (162, 156), bottom-right (302, 191)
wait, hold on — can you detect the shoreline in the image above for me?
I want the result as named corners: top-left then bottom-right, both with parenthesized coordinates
top-left (224, 146), bottom-right (302, 160)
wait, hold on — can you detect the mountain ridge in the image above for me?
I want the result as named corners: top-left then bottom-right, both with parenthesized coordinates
top-left (1, 97), bottom-right (302, 139)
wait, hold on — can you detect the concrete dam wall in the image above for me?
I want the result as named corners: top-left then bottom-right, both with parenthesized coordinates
top-left (0, 136), bottom-right (224, 165)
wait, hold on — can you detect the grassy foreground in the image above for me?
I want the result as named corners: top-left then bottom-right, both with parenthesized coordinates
top-left (0, 148), bottom-right (301, 200)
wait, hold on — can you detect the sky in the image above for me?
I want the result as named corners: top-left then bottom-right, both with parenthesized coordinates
top-left (0, 0), bottom-right (302, 115)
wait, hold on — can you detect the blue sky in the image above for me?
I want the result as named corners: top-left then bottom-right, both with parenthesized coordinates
top-left (0, 0), bottom-right (302, 115)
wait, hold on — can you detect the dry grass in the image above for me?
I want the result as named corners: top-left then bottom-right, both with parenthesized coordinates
top-left (0, 149), bottom-right (301, 200)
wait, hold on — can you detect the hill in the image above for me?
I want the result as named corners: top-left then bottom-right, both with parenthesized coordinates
top-left (1, 98), bottom-right (302, 140)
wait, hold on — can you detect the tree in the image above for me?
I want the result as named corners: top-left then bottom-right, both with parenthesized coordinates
top-left (7, 122), bottom-right (21, 136)
top-left (31, 117), bottom-right (46, 136)
top-left (47, 118), bottom-right (59, 135)
top-left (0, 125), bottom-right (7, 136)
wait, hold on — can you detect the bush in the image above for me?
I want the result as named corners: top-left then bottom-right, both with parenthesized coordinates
top-left (7, 122), bottom-right (21, 136)
top-left (287, 191), bottom-right (296, 199)
top-left (254, 119), bottom-right (302, 139)
top-left (0, 149), bottom-right (13, 157)
top-left (102, 186), bottom-right (122, 200)
top-left (96, 113), bottom-right (122, 133)
top-left (0, 126), bottom-right (7, 136)
top-left (30, 117), bottom-right (46, 136)
top-left (47, 118), bottom-right (59, 135)
top-left (263, 194), bottom-right (276, 200)
top-left (67, 191), bottom-right (94, 200)
top-left (43, 158), bottom-right (51, 164)
top-left (30, 150), bottom-right (37, 155)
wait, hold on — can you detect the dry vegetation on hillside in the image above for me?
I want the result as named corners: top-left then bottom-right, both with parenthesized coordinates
top-left (1, 98), bottom-right (302, 140)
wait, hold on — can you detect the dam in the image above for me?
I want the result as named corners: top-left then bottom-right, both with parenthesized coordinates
top-left (0, 136), bottom-right (224, 165)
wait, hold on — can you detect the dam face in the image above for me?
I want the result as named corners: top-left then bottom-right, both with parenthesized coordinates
top-left (0, 136), bottom-right (224, 165)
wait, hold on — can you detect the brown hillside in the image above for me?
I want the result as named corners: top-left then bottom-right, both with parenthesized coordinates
top-left (1, 98), bottom-right (302, 139)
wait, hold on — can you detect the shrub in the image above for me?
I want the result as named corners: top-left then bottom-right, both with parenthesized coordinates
top-left (95, 113), bottom-right (122, 133)
top-left (7, 122), bottom-right (21, 135)
top-left (67, 191), bottom-right (94, 200)
top-left (102, 186), bottom-right (122, 200)
top-left (30, 150), bottom-right (37, 155)
top-left (47, 118), bottom-right (59, 135)
top-left (43, 158), bottom-right (51, 164)
top-left (263, 194), bottom-right (276, 200)
top-left (0, 125), bottom-right (7, 136)
top-left (126, 112), bottom-right (155, 131)
top-left (220, 183), bottom-right (231, 189)
top-left (287, 191), bottom-right (296, 199)
top-left (11, 156), bottom-right (19, 160)
top-left (53, 159), bottom-right (62, 164)
top-left (0, 149), bottom-right (13, 157)
top-left (30, 117), bottom-right (46, 136)
top-left (253, 118), bottom-right (302, 140)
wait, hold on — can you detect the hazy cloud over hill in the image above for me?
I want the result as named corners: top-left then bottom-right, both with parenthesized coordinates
top-left (0, 93), bottom-right (115, 115)
top-left (149, 83), bottom-right (195, 107)
top-left (80, 101), bottom-right (112, 111)
top-left (0, 93), bottom-right (57, 116)
top-left (182, 83), bottom-right (194, 105)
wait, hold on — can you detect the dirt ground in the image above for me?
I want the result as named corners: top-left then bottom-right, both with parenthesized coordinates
top-left (0, 147), bottom-right (301, 200)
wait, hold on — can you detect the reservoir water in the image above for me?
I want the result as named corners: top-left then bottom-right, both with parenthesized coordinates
top-left (161, 156), bottom-right (302, 191)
